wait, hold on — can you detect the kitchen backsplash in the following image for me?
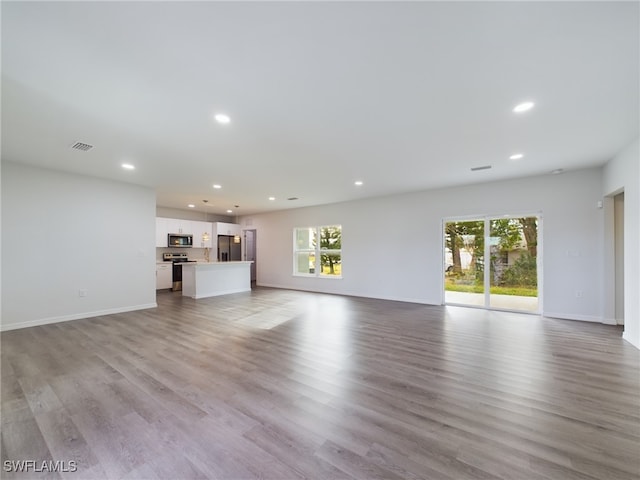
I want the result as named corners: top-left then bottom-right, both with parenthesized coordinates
top-left (156, 247), bottom-right (210, 262)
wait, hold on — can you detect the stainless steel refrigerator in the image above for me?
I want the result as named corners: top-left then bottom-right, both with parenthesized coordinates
top-left (217, 235), bottom-right (241, 261)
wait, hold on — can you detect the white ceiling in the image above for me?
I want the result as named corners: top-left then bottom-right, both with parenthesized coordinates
top-left (2, 1), bottom-right (638, 216)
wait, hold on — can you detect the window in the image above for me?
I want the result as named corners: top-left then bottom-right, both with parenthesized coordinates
top-left (293, 225), bottom-right (342, 277)
top-left (444, 215), bottom-right (540, 313)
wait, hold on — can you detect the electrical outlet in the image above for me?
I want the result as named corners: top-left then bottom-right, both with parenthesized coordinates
top-left (575, 290), bottom-right (583, 298)
top-left (78, 289), bottom-right (87, 297)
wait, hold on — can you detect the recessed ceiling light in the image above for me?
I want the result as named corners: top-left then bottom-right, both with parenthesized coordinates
top-left (121, 163), bottom-right (135, 170)
top-left (268, 196), bottom-right (275, 201)
top-left (213, 184), bottom-right (222, 189)
top-left (470, 165), bottom-right (492, 171)
top-left (509, 153), bottom-right (524, 160)
top-left (513, 101), bottom-right (535, 113)
top-left (214, 114), bottom-right (230, 124)
top-left (551, 168), bottom-right (564, 175)
top-left (354, 180), bottom-right (363, 186)
top-left (226, 209), bottom-right (233, 213)
top-left (187, 204), bottom-right (195, 208)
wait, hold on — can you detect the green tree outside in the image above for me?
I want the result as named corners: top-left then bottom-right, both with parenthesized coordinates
top-left (318, 226), bottom-right (341, 275)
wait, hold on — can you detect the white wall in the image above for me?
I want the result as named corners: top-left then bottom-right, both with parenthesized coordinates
top-left (1, 162), bottom-right (157, 331)
top-left (156, 206), bottom-right (233, 223)
top-left (603, 137), bottom-right (639, 349)
top-left (240, 168), bottom-right (605, 322)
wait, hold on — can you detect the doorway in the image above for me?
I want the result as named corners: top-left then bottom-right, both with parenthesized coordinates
top-left (244, 229), bottom-right (257, 286)
top-left (614, 193), bottom-right (624, 325)
top-left (444, 215), bottom-right (540, 313)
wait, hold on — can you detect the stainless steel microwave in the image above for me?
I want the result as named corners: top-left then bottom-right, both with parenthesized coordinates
top-left (168, 233), bottom-right (193, 248)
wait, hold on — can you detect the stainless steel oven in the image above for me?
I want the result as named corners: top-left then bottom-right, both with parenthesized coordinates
top-left (162, 253), bottom-right (196, 291)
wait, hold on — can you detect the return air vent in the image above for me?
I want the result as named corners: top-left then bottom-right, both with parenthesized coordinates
top-left (470, 165), bottom-right (492, 171)
top-left (70, 142), bottom-right (94, 151)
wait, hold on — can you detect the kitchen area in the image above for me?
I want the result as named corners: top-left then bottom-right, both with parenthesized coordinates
top-left (156, 216), bottom-right (253, 299)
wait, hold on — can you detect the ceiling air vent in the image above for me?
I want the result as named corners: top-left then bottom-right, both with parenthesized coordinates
top-left (470, 165), bottom-right (492, 171)
top-left (70, 142), bottom-right (94, 152)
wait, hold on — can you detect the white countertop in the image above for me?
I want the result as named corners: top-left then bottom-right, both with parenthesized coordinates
top-left (157, 260), bottom-right (253, 266)
top-left (183, 261), bottom-right (253, 266)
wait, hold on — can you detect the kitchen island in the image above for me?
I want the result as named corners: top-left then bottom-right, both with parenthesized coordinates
top-left (181, 261), bottom-right (253, 299)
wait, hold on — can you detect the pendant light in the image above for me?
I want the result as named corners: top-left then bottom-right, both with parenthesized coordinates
top-left (201, 200), bottom-right (210, 243)
top-left (202, 200), bottom-right (211, 262)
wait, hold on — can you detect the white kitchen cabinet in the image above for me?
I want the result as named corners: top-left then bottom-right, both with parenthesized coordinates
top-left (156, 217), bottom-right (215, 249)
top-left (157, 217), bottom-right (192, 247)
top-left (214, 222), bottom-right (241, 237)
top-left (156, 263), bottom-right (172, 290)
top-left (166, 218), bottom-right (193, 235)
top-left (155, 217), bottom-right (169, 247)
top-left (192, 220), bottom-right (213, 248)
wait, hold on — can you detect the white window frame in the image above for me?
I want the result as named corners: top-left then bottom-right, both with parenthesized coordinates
top-left (293, 225), bottom-right (342, 279)
top-left (441, 212), bottom-right (542, 313)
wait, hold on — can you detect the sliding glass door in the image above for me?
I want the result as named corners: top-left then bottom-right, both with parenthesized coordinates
top-left (444, 216), bottom-right (540, 312)
top-left (444, 220), bottom-right (485, 306)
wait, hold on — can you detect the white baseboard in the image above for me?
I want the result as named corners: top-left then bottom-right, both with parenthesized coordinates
top-left (259, 286), bottom-right (623, 325)
top-left (543, 311), bottom-right (604, 323)
top-left (0, 303), bottom-right (157, 332)
top-left (622, 331), bottom-right (640, 349)
top-left (257, 283), bottom-right (437, 305)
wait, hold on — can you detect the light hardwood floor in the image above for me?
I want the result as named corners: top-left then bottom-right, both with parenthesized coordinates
top-left (2, 288), bottom-right (639, 479)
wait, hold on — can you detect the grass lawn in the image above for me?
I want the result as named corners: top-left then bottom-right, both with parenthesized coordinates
top-left (445, 281), bottom-right (538, 297)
